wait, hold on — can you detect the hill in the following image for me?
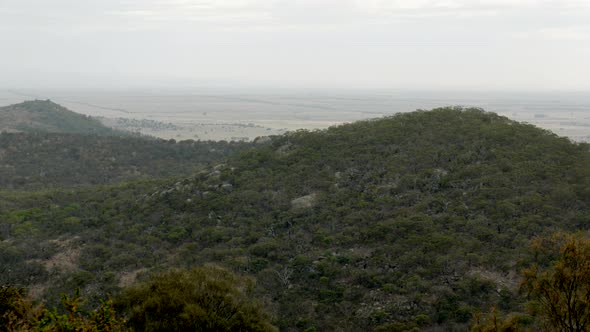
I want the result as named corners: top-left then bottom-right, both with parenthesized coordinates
top-left (1, 107), bottom-right (590, 330)
top-left (0, 100), bottom-right (254, 189)
top-left (0, 100), bottom-right (124, 136)
top-left (0, 132), bottom-right (254, 189)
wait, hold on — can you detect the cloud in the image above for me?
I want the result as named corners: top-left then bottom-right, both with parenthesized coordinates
top-left (353, 0), bottom-right (590, 19)
top-left (3, 0), bottom-right (588, 32)
top-left (538, 25), bottom-right (590, 40)
top-left (103, 0), bottom-right (277, 28)
top-left (1, 0), bottom-right (589, 90)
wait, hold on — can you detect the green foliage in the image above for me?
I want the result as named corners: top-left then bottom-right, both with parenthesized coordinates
top-left (116, 266), bottom-right (277, 332)
top-left (0, 131), bottom-right (252, 189)
top-left (471, 307), bottom-right (534, 332)
top-left (38, 289), bottom-right (125, 332)
top-left (2, 107), bottom-right (590, 330)
top-left (522, 233), bottom-right (590, 331)
top-left (0, 286), bottom-right (43, 331)
top-left (0, 286), bottom-right (125, 332)
top-left (0, 100), bottom-right (124, 136)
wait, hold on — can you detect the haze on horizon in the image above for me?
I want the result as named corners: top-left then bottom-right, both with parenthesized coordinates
top-left (1, 0), bottom-right (590, 91)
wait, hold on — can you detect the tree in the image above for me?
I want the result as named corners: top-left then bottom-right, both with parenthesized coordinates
top-left (471, 307), bottom-right (531, 332)
top-left (0, 285), bottom-right (42, 332)
top-left (38, 289), bottom-right (126, 332)
top-left (0, 286), bottom-right (125, 332)
top-left (116, 266), bottom-right (277, 332)
top-left (522, 232), bottom-right (590, 332)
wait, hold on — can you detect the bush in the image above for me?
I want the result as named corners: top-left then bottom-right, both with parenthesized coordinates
top-left (116, 266), bottom-right (277, 332)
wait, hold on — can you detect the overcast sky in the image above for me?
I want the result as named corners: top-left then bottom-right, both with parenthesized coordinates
top-left (1, 0), bottom-right (589, 91)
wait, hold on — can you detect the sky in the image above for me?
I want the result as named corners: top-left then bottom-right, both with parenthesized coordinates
top-left (1, 0), bottom-right (590, 91)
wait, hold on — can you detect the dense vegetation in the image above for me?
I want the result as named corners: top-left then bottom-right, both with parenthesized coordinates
top-left (0, 132), bottom-right (252, 189)
top-left (0, 100), bottom-right (125, 136)
top-left (0, 100), bottom-right (254, 189)
top-left (2, 106), bottom-right (590, 330)
top-left (1, 267), bottom-right (276, 332)
top-left (118, 266), bottom-right (276, 331)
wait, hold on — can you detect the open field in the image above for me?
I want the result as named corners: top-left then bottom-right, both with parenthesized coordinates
top-left (2, 89), bottom-right (589, 142)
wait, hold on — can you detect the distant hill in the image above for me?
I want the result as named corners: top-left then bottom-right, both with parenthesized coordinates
top-left (1, 107), bottom-right (590, 330)
top-left (0, 100), bottom-right (256, 189)
top-left (0, 100), bottom-right (125, 135)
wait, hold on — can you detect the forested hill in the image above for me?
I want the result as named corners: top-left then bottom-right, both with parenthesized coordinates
top-left (0, 100), bottom-right (255, 189)
top-left (0, 132), bottom-right (253, 189)
top-left (2, 107), bottom-right (590, 331)
top-left (0, 100), bottom-right (124, 135)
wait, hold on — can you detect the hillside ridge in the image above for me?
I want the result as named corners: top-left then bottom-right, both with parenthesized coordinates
top-left (0, 100), bottom-right (124, 135)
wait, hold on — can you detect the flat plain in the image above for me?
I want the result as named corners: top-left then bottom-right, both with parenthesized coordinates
top-left (1, 89), bottom-right (589, 142)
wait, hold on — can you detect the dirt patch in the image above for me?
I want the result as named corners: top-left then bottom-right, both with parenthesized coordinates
top-left (24, 237), bottom-right (81, 300)
top-left (119, 268), bottom-right (148, 288)
top-left (43, 237), bottom-right (81, 273)
top-left (291, 193), bottom-right (319, 210)
top-left (467, 267), bottom-right (520, 291)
